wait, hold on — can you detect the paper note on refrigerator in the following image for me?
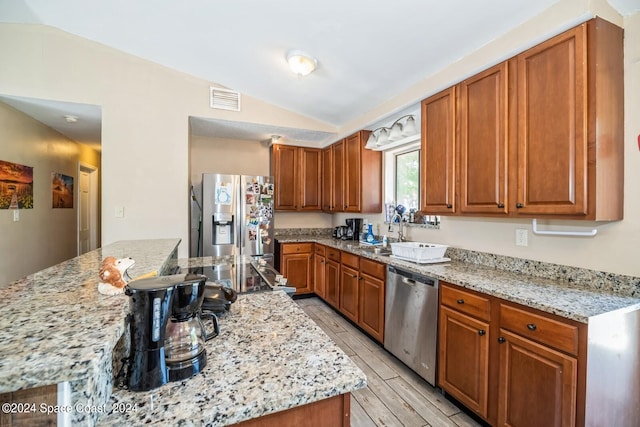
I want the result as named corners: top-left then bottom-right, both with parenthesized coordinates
top-left (215, 182), bottom-right (233, 205)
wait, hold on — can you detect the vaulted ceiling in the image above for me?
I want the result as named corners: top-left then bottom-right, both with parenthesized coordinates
top-left (0, 0), bottom-right (637, 147)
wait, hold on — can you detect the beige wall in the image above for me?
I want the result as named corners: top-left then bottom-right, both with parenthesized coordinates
top-left (0, 23), bottom-right (333, 260)
top-left (0, 102), bottom-right (101, 286)
top-left (0, 1), bottom-right (637, 277)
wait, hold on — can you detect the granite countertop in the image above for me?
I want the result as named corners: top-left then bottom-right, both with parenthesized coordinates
top-left (276, 236), bottom-right (640, 324)
top-left (0, 239), bottom-right (181, 425)
top-left (97, 291), bottom-right (367, 426)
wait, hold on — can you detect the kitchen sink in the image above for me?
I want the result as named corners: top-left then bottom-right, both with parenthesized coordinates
top-left (357, 246), bottom-right (392, 256)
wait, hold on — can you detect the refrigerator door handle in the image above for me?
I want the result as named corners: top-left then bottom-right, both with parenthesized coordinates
top-left (237, 178), bottom-right (243, 251)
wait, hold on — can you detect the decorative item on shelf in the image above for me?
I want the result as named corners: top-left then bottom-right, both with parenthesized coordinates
top-left (365, 115), bottom-right (419, 151)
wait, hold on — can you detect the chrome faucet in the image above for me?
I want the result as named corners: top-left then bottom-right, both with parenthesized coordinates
top-left (389, 213), bottom-right (406, 242)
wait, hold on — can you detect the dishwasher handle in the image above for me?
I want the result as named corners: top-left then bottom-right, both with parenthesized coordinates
top-left (388, 265), bottom-right (437, 287)
top-left (402, 277), bottom-right (417, 286)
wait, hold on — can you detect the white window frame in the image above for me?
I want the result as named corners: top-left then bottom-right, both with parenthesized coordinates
top-left (384, 141), bottom-right (421, 209)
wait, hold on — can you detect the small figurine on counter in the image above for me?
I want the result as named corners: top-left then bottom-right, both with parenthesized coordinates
top-left (98, 256), bottom-right (135, 296)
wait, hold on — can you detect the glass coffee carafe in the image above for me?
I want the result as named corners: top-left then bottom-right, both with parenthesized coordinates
top-left (165, 276), bottom-right (219, 382)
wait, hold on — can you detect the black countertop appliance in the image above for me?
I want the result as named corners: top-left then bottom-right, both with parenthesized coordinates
top-left (345, 218), bottom-right (362, 240)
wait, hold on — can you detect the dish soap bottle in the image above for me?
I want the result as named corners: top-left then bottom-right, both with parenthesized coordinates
top-left (366, 223), bottom-right (375, 243)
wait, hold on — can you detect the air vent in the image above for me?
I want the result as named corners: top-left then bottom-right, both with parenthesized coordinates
top-left (210, 87), bottom-right (241, 111)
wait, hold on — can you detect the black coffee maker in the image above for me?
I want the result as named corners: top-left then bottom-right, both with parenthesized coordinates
top-left (165, 278), bottom-right (219, 382)
top-left (345, 218), bottom-right (362, 241)
top-left (125, 274), bottom-right (218, 391)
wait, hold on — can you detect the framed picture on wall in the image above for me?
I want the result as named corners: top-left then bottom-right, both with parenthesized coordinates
top-left (0, 160), bottom-right (34, 209)
top-left (52, 172), bottom-right (74, 208)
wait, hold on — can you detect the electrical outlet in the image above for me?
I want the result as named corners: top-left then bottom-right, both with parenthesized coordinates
top-left (515, 229), bottom-right (528, 246)
top-left (115, 206), bottom-right (125, 218)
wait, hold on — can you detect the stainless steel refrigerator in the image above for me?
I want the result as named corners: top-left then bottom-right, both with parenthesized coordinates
top-left (202, 174), bottom-right (275, 262)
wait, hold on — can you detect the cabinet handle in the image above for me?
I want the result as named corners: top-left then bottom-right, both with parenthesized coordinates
top-left (351, 274), bottom-right (358, 279)
top-left (498, 337), bottom-right (506, 344)
top-left (446, 204), bottom-right (452, 209)
top-left (516, 203), bottom-right (523, 208)
top-left (456, 299), bottom-right (464, 304)
top-left (344, 205), bottom-right (348, 209)
top-left (497, 203), bottom-right (504, 208)
top-left (358, 277), bottom-right (363, 281)
top-left (526, 323), bottom-right (537, 331)
top-left (478, 330), bottom-right (486, 336)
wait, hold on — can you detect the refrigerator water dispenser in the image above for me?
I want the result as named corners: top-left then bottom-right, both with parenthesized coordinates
top-left (212, 213), bottom-right (234, 245)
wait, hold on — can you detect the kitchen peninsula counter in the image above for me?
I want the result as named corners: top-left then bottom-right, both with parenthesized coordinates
top-left (97, 290), bottom-right (366, 426)
top-left (0, 239), bottom-right (181, 426)
top-left (277, 235), bottom-right (640, 323)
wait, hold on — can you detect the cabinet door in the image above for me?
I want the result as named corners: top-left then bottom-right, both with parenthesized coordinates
top-left (272, 145), bottom-right (299, 211)
top-left (299, 147), bottom-right (322, 210)
top-left (332, 140), bottom-right (345, 212)
top-left (421, 87), bottom-right (457, 214)
top-left (344, 133), bottom-right (362, 212)
top-left (358, 272), bottom-right (384, 343)
top-left (459, 62), bottom-right (509, 215)
top-left (313, 253), bottom-right (326, 299)
top-left (497, 329), bottom-right (577, 427)
top-left (321, 146), bottom-right (333, 211)
top-left (515, 25), bottom-right (587, 216)
top-left (339, 265), bottom-right (359, 323)
top-left (282, 253), bottom-right (312, 294)
top-left (438, 306), bottom-right (490, 419)
top-left (325, 259), bottom-right (340, 308)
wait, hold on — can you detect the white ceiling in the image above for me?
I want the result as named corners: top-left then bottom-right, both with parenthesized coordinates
top-left (0, 0), bottom-right (636, 148)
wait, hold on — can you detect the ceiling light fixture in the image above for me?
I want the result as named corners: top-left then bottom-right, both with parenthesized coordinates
top-left (286, 50), bottom-right (318, 77)
top-left (64, 115), bottom-right (78, 123)
top-left (365, 115), bottom-right (418, 150)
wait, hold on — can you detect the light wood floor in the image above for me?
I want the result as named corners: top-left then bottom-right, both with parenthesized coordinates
top-left (296, 297), bottom-right (484, 427)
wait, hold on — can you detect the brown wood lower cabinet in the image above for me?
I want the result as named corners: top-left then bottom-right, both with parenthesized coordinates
top-left (313, 245), bottom-right (326, 299)
top-left (335, 252), bottom-right (386, 343)
top-left (324, 254), bottom-right (341, 309)
top-left (279, 243), bottom-right (313, 295)
top-left (0, 384), bottom-right (57, 427)
top-left (277, 241), bottom-right (388, 344)
top-left (339, 264), bottom-right (359, 323)
top-left (236, 393), bottom-right (351, 426)
top-left (439, 281), bottom-right (585, 427)
top-left (497, 330), bottom-right (577, 427)
top-left (358, 258), bottom-right (385, 343)
top-left (439, 305), bottom-right (490, 419)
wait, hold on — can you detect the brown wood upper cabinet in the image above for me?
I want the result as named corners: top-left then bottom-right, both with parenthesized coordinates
top-left (514, 18), bottom-right (623, 220)
top-left (422, 18), bottom-right (623, 220)
top-left (323, 132), bottom-right (382, 213)
top-left (420, 87), bottom-right (457, 214)
top-left (272, 145), bottom-right (322, 211)
top-left (459, 62), bottom-right (510, 215)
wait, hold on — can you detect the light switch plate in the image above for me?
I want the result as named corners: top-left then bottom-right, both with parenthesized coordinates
top-left (115, 206), bottom-right (125, 218)
top-left (13, 210), bottom-right (19, 222)
top-left (515, 228), bottom-right (528, 246)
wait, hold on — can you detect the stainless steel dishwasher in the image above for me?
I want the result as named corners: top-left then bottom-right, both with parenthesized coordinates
top-left (384, 265), bottom-right (439, 386)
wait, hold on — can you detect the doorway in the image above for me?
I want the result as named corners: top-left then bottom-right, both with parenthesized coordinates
top-left (78, 162), bottom-right (99, 255)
